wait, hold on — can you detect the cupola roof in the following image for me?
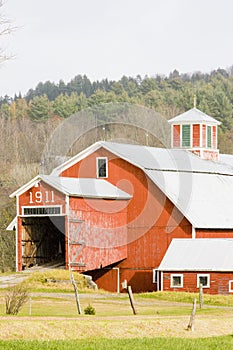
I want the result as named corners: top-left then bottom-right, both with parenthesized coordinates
top-left (168, 107), bottom-right (221, 125)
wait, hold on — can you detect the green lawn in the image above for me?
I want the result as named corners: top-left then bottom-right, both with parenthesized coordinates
top-left (0, 271), bottom-right (233, 348)
top-left (0, 337), bottom-right (232, 350)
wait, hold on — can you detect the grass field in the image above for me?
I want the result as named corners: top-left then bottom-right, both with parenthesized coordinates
top-left (0, 337), bottom-right (232, 350)
top-left (0, 270), bottom-right (233, 349)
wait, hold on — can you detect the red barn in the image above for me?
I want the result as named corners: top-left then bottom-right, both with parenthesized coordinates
top-left (8, 107), bottom-right (233, 294)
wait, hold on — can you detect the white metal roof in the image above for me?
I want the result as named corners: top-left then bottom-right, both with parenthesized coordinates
top-left (41, 175), bottom-right (131, 199)
top-left (102, 142), bottom-right (233, 175)
top-left (10, 175), bottom-right (131, 200)
top-left (219, 153), bottom-right (233, 168)
top-left (168, 108), bottom-right (221, 125)
top-left (146, 170), bottom-right (233, 229)
top-left (51, 141), bottom-right (233, 177)
top-left (158, 238), bottom-right (233, 271)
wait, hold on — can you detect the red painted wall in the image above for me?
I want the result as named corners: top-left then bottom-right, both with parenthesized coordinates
top-left (60, 147), bottom-right (193, 292)
top-left (68, 196), bottom-right (128, 272)
top-left (86, 268), bottom-right (119, 293)
top-left (173, 125), bottom-right (180, 147)
top-left (19, 182), bottom-right (66, 215)
top-left (202, 124), bottom-right (206, 147)
top-left (196, 229), bottom-right (233, 238)
top-left (162, 271), bottom-right (233, 295)
top-left (212, 125), bottom-right (217, 149)
top-left (192, 124), bottom-right (200, 147)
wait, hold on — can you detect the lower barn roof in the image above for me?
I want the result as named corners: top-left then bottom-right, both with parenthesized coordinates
top-left (10, 175), bottom-right (131, 200)
top-left (158, 238), bottom-right (233, 272)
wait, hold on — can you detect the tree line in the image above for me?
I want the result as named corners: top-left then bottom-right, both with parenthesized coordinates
top-left (0, 67), bottom-right (233, 131)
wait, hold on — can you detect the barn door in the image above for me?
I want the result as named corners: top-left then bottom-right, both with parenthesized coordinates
top-left (69, 219), bottom-right (86, 270)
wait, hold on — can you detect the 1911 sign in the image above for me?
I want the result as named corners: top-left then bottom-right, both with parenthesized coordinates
top-left (29, 190), bottom-right (55, 204)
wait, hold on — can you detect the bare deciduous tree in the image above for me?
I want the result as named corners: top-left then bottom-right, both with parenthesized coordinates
top-left (0, 0), bottom-right (15, 63)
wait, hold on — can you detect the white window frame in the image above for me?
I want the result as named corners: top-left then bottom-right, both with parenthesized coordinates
top-left (197, 274), bottom-right (210, 288)
top-left (170, 274), bottom-right (183, 288)
top-left (229, 280), bottom-right (233, 293)
top-left (22, 205), bottom-right (63, 217)
top-left (96, 157), bottom-right (108, 178)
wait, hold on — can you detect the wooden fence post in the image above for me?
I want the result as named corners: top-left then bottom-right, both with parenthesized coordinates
top-left (71, 274), bottom-right (82, 314)
top-left (187, 298), bottom-right (197, 331)
top-left (199, 283), bottom-right (204, 309)
top-left (127, 285), bottom-right (137, 315)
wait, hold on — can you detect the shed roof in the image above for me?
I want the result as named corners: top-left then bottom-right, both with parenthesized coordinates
top-left (41, 175), bottom-right (131, 199)
top-left (10, 175), bottom-right (131, 200)
top-left (158, 239), bottom-right (233, 271)
top-left (168, 108), bottom-right (221, 125)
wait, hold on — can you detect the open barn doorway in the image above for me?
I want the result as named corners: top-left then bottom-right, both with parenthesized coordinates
top-left (21, 216), bottom-right (65, 269)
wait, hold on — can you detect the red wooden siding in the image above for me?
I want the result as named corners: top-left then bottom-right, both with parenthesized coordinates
top-left (212, 125), bottom-right (217, 149)
top-left (19, 182), bottom-right (66, 215)
top-left (173, 125), bottom-right (180, 147)
top-left (68, 196), bottom-right (128, 272)
top-left (86, 268), bottom-right (119, 293)
top-left (202, 124), bottom-right (206, 147)
top-left (60, 147), bottom-right (192, 292)
top-left (196, 229), bottom-right (233, 238)
top-left (162, 271), bottom-right (233, 295)
top-left (192, 124), bottom-right (200, 147)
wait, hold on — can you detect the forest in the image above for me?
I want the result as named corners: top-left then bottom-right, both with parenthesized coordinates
top-left (1, 66), bottom-right (233, 271)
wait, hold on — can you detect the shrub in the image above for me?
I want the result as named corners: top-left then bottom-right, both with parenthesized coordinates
top-left (84, 303), bottom-right (96, 315)
top-left (5, 285), bottom-right (29, 315)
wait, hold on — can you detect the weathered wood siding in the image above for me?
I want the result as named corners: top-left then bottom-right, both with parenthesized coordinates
top-left (68, 196), bottom-right (128, 272)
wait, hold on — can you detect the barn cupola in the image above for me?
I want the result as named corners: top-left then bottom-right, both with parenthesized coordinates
top-left (168, 107), bottom-right (221, 161)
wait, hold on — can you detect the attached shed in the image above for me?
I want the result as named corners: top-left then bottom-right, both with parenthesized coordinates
top-left (10, 175), bottom-right (131, 272)
top-left (158, 239), bottom-right (233, 295)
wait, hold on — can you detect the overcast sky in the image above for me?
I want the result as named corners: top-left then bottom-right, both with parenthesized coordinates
top-left (1, 0), bottom-right (233, 97)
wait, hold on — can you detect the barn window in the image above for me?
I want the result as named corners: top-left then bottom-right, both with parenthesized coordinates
top-left (207, 125), bottom-right (212, 148)
top-left (97, 157), bottom-right (108, 178)
top-left (197, 274), bottom-right (210, 288)
top-left (23, 206), bottom-right (62, 216)
top-left (229, 280), bottom-right (233, 293)
top-left (182, 125), bottom-right (191, 147)
top-left (171, 274), bottom-right (183, 288)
